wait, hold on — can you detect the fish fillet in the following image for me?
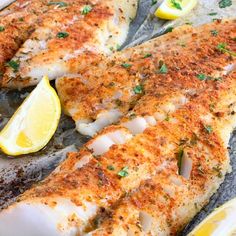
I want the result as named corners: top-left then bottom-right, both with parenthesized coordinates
top-left (0, 28), bottom-right (235, 235)
top-left (0, 0), bottom-right (61, 75)
top-left (56, 19), bottom-right (236, 136)
top-left (1, 0), bottom-right (138, 88)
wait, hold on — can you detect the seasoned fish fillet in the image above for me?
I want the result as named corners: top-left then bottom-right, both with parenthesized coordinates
top-left (1, 0), bottom-right (138, 88)
top-left (0, 36), bottom-right (235, 235)
top-left (56, 19), bottom-right (236, 136)
top-left (0, 0), bottom-right (57, 74)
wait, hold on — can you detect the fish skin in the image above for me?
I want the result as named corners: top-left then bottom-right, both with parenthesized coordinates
top-left (1, 0), bottom-right (138, 88)
top-left (0, 0), bottom-right (56, 75)
top-left (56, 19), bottom-right (236, 136)
top-left (0, 28), bottom-right (235, 235)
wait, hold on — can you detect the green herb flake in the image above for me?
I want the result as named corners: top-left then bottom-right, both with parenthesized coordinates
top-left (81, 5), bottom-right (92, 15)
top-left (0, 26), bottom-right (5, 32)
top-left (197, 74), bottom-right (207, 81)
top-left (18, 17), bottom-right (24, 22)
top-left (165, 113), bottom-right (170, 122)
top-left (165, 26), bottom-right (174, 33)
top-left (107, 165), bottom-right (115, 171)
top-left (6, 60), bottom-right (19, 72)
top-left (216, 43), bottom-right (236, 57)
top-left (118, 166), bottom-right (129, 178)
top-left (121, 63), bottom-right (132, 69)
top-left (171, 0), bottom-right (182, 10)
top-left (48, 1), bottom-right (68, 7)
top-left (133, 85), bottom-right (143, 94)
top-left (177, 148), bottom-right (184, 175)
top-left (210, 30), bottom-right (218, 36)
top-left (143, 53), bottom-right (152, 58)
top-left (129, 113), bottom-right (137, 120)
top-left (208, 12), bottom-right (217, 16)
top-left (158, 61), bottom-right (168, 74)
top-left (219, 0), bottom-right (232, 8)
top-left (151, 0), bottom-right (157, 6)
top-left (204, 125), bottom-right (213, 134)
top-left (57, 31), bottom-right (69, 38)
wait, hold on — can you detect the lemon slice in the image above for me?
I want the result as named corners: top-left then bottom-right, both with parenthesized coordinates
top-left (189, 198), bottom-right (236, 236)
top-left (155, 0), bottom-right (197, 20)
top-left (0, 76), bottom-right (61, 156)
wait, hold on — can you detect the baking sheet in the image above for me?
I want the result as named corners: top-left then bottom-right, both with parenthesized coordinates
top-left (0, 0), bottom-right (235, 234)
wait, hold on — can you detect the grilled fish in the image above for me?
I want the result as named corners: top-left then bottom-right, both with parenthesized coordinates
top-left (0, 26), bottom-right (235, 235)
top-left (0, 0), bottom-right (48, 73)
top-left (56, 19), bottom-right (236, 136)
top-left (1, 0), bottom-right (138, 88)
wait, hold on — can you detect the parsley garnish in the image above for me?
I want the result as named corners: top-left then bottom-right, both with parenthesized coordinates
top-left (143, 53), bottom-right (152, 58)
top-left (151, 0), bottom-right (157, 6)
top-left (219, 0), bottom-right (232, 8)
top-left (118, 166), bottom-right (129, 177)
top-left (82, 5), bottom-right (92, 15)
top-left (204, 125), bottom-right (213, 134)
top-left (129, 113), bottom-right (136, 120)
top-left (216, 43), bottom-right (236, 57)
top-left (121, 63), bottom-right (132, 69)
top-left (57, 31), bottom-right (69, 38)
top-left (133, 85), bottom-right (143, 94)
top-left (177, 148), bottom-right (184, 175)
top-left (165, 27), bottom-right (174, 33)
top-left (212, 165), bottom-right (223, 178)
top-left (196, 73), bottom-right (222, 82)
top-left (210, 30), bottom-right (218, 36)
top-left (158, 61), bottom-right (168, 74)
top-left (48, 1), bottom-right (68, 7)
top-left (6, 60), bottom-right (19, 72)
top-left (107, 165), bottom-right (115, 171)
top-left (208, 12), bottom-right (217, 16)
top-left (18, 17), bottom-right (24, 22)
top-left (0, 26), bottom-right (5, 32)
top-left (171, 0), bottom-right (182, 10)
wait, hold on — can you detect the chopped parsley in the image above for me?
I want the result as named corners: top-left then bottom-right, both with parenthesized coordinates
top-left (48, 1), bottom-right (68, 7)
top-left (164, 26), bottom-right (174, 33)
top-left (165, 113), bottom-right (170, 121)
top-left (196, 73), bottom-right (222, 81)
top-left (57, 31), bottom-right (69, 38)
top-left (81, 5), bottom-right (92, 15)
top-left (177, 148), bottom-right (184, 175)
top-left (210, 30), bottom-right (218, 36)
top-left (129, 113), bottom-right (137, 120)
top-left (6, 60), bottom-right (19, 72)
top-left (133, 85), bottom-right (143, 94)
top-left (18, 17), bottom-right (24, 22)
top-left (151, 0), bottom-right (157, 6)
top-left (107, 165), bottom-right (115, 171)
top-left (121, 63), bottom-right (132, 69)
top-left (171, 0), bottom-right (182, 10)
top-left (216, 43), bottom-right (236, 57)
top-left (0, 26), bottom-right (5, 32)
top-left (197, 74), bottom-right (207, 81)
top-left (208, 12), bottom-right (217, 16)
top-left (158, 61), bottom-right (168, 74)
top-left (204, 125), bottom-right (213, 134)
top-left (118, 166), bottom-right (129, 177)
top-left (219, 0), bottom-right (232, 8)
top-left (143, 53), bottom-right (152, 58)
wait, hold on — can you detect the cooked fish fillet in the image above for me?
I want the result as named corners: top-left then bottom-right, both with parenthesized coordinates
top-left (56, 19), bottom-right (236, 136)
top-left (1, 0), bottom-right (138, 88)
top-left (0, 35), bottom-right (235, 235)
top-left (0, 0), bottom-right (59, 74)
top-left (87, 73), bottom-right (236, 235)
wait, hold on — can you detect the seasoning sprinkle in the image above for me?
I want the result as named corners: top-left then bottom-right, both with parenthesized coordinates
top-left (204, 125), bottom-right (213, 134)
top-left (171, 0), bottom-right (182, 10)
top-left (6, 60), bottom-right (19, 72)
top-left (82, 5), bottom-right (92, 15)
top-left (48, 1), bottom-right (68, 7)
top-left (118, 166), bottom-right (129, 177)
top-left (158, 61), bottom-right (168, 74)
top-left (57, 31), bottom-right (69, 38)
top-left (0, 26), bottom-right (5, 32)
top-left (219, 0), bottom-right (232, 8)
top-left (107, 165), bottom-right (115, 171)
top-left (121, 63), bottom-right (132, 69)
top-left (133, 85), bottom-right (143, 94)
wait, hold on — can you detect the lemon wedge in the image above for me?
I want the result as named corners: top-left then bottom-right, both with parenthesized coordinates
top-left (189, 198), bottom-right (236, 236)
top-left (0, 76), bottom-right (61, 156)
top-left (155, 0), bottom-right (197, 20)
